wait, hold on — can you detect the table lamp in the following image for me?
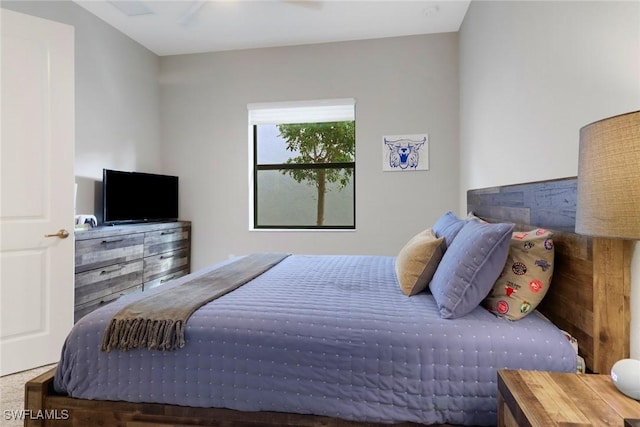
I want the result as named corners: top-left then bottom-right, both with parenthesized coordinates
top-left (575, 110), bottom-right (640, 400)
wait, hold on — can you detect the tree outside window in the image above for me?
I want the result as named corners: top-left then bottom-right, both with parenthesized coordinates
top-left (253, 119), bottom-right (355, 229)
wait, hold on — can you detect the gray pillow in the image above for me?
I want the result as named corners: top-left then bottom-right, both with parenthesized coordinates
top-left (429, 219), bottom-right (515, 319)
top-left (432, 211), bottom-right (465, 248)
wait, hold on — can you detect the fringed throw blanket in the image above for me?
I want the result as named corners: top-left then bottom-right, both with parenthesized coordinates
top-left (101, 252), bottom-right (290, 352)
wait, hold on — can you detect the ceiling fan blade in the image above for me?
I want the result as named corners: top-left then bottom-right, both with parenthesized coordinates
top-left (107, 0), bottom-right (154, 16)
top-left (177, 0), bottom-right (207, 26)
top-left (282, 0), bottom-right (323, 10)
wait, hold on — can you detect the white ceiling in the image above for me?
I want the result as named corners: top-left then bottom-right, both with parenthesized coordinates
top-left (72, 0), bottom-right (471, 56)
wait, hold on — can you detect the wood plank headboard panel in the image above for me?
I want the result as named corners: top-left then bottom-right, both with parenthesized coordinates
top-left (467, 177), bottom-right (631, 374)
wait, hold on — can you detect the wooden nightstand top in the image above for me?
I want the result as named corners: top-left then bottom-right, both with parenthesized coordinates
top-left (498, 369), bottom-right (640, 426)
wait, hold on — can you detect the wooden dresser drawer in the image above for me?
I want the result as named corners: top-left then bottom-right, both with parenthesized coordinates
top-left (144, 226), bottom-right (190, 257)
top-left (143, 247), bottom-right (190, 284)
top-left (144, 268), bottom-right (189, 291)
top-left (75, 260), bottom-right (143, 306)
top-left (74, 283), bottom-right (142, 323)
top-left (75, 233), bottom-right (144, 273)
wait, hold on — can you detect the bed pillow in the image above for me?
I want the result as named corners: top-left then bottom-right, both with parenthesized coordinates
top-left (429, 219), bottom-right (515, 318)
top-left (395, 229), bottom-right (446, 296)
top-left (432, 211), bottom-right (466, 248)
top-left (483, 228), bottom-right (554, 320)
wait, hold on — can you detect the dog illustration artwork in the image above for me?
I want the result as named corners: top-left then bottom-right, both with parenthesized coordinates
top-left (383, 135), bottom-right (428, 171)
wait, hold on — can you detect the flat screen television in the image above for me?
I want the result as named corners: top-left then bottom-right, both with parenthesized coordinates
top-left (102, 168), bottom-right (179, 225)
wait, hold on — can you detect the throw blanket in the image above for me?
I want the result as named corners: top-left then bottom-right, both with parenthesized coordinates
top-left (101, 252), bottom-right (290, 352)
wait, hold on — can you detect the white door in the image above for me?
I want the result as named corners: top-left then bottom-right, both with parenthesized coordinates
top-left (0, 9), bottom-right (75, 375)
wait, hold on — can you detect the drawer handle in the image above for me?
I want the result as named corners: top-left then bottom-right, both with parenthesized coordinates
top-left (161, 231), bottom-right (175, 235)
top-left (160, 254), bottom-right (174, 260)
top-left (100, 266), bottom-right (123, 275)
top-left (160, 275), bottom-right (177, 283)
top-left (101, 238), bottom-right (124, 244)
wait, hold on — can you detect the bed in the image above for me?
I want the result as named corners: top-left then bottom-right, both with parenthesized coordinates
top-left (25, 177), bottom-right (632, 427)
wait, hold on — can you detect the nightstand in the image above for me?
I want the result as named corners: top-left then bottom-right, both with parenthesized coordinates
top-left (497, 369), bottom-right (640, 426)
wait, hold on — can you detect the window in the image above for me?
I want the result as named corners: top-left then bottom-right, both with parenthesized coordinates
top-left (249, 99), bottom-right (356, 229)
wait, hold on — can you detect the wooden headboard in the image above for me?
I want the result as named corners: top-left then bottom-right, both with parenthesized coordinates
top-left (467, 177), bottom-right (632, 374)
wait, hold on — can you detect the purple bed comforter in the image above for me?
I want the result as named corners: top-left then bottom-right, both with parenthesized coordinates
top-left (54, 254), bottom-right (576, 425)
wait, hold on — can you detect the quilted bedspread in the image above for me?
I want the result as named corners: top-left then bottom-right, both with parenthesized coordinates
top-left (54, 254), bottom-right (577, 425)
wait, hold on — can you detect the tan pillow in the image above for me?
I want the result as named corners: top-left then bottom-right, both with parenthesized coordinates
top-left (396, 229), bottom-right (446, 296)
top-left (483, 228), bottom-right (554, 320)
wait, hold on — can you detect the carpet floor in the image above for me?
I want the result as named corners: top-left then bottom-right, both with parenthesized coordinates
top-left (1, 364), bottom-right (57, 427)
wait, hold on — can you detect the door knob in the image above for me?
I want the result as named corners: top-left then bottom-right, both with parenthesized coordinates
top-left (45, 229), bottom-right (70, 239)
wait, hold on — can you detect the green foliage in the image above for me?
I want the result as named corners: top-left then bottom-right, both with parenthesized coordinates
top-left (277, 121), bottom-right (355, 226)
top-left (277, 121), bottom-right (355, 189)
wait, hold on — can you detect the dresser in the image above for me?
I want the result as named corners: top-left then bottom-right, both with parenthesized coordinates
top-left (74, 221), bottom-right (191, 322)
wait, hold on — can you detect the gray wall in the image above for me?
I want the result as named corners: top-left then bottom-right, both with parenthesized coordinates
top-left (459, 1), bottom-right (640, 356)
top-left (1, 1), bottom-right (161, 216)
top-left (159, 34), bottom-right (460, 269)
